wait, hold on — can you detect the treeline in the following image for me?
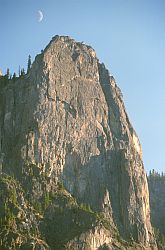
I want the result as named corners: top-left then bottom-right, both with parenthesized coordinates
top-left (148, 169), bottom-right (165, 182)
top-left (0, 55), bottom-right (31, 86)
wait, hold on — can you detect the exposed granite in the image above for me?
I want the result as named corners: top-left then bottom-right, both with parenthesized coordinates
top-left (0, 35), bottom-right (157, 249)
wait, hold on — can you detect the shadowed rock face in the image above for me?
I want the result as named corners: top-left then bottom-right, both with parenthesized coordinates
top-left (0, 35), bottom-right (157, 249)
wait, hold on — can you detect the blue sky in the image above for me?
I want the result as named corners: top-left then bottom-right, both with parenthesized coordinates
top-left (0, 0), bottom-right (165, 173)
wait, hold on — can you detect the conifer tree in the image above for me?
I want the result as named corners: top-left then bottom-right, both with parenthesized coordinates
top-left (21, 68), bottom-right (25, 76)
top-left (18, 66), bottom-right (21, 77)
top-left (27, 55), bottom-right (31, 73)
top-left (13, 72), bottom-right (16, 80)
top-left (6, 68), bottom-right (10, 79)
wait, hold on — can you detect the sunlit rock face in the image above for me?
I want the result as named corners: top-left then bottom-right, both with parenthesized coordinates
top-left (0, 35), bottom-right (157, 249)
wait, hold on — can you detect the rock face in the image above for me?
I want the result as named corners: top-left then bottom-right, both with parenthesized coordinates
top-left (0, 35), bottom-right (157, 249)
top-left (0, 174), bottom-right (49, 250)
top-left (148, 174), bottom-right (165, 235)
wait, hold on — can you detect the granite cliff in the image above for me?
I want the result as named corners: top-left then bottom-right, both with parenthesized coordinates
top-left (0, 35), bottom-right (157, 249)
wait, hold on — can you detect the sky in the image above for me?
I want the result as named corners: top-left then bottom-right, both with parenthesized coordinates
top-left (0, 0), bottom-right (165, 173)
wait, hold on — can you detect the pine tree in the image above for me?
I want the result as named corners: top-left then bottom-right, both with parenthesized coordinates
top-left (6, 68), bottom-right (10, 79)
top-left (18, 66), bottom-right (21, 77)
top-left (12, 73), bottom-right (16, 81)
top-left (152, 169), bottom-right (155, 176)
top-left (21, 68), bottom-right (25, 76)
top-left (27, 55), bottom-right (31, 74)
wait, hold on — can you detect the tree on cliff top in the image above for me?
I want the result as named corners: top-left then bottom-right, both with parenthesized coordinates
top-left (27, 55), bottom-right (31, 74)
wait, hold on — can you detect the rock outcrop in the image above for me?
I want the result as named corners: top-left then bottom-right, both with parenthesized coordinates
top-left (0, 174), bottom-right (49, 250)
top-left (0, 35), bottom-right (157, 249)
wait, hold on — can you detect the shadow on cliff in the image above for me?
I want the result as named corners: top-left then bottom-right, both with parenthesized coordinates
top-left (1, 53), bottom-right (46, 178)
top-left (61, 146), bottom-right (138, 241)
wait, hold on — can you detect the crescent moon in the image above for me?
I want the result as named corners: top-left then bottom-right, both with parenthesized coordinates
top-left (38, 10), bottom-right (43, 22)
